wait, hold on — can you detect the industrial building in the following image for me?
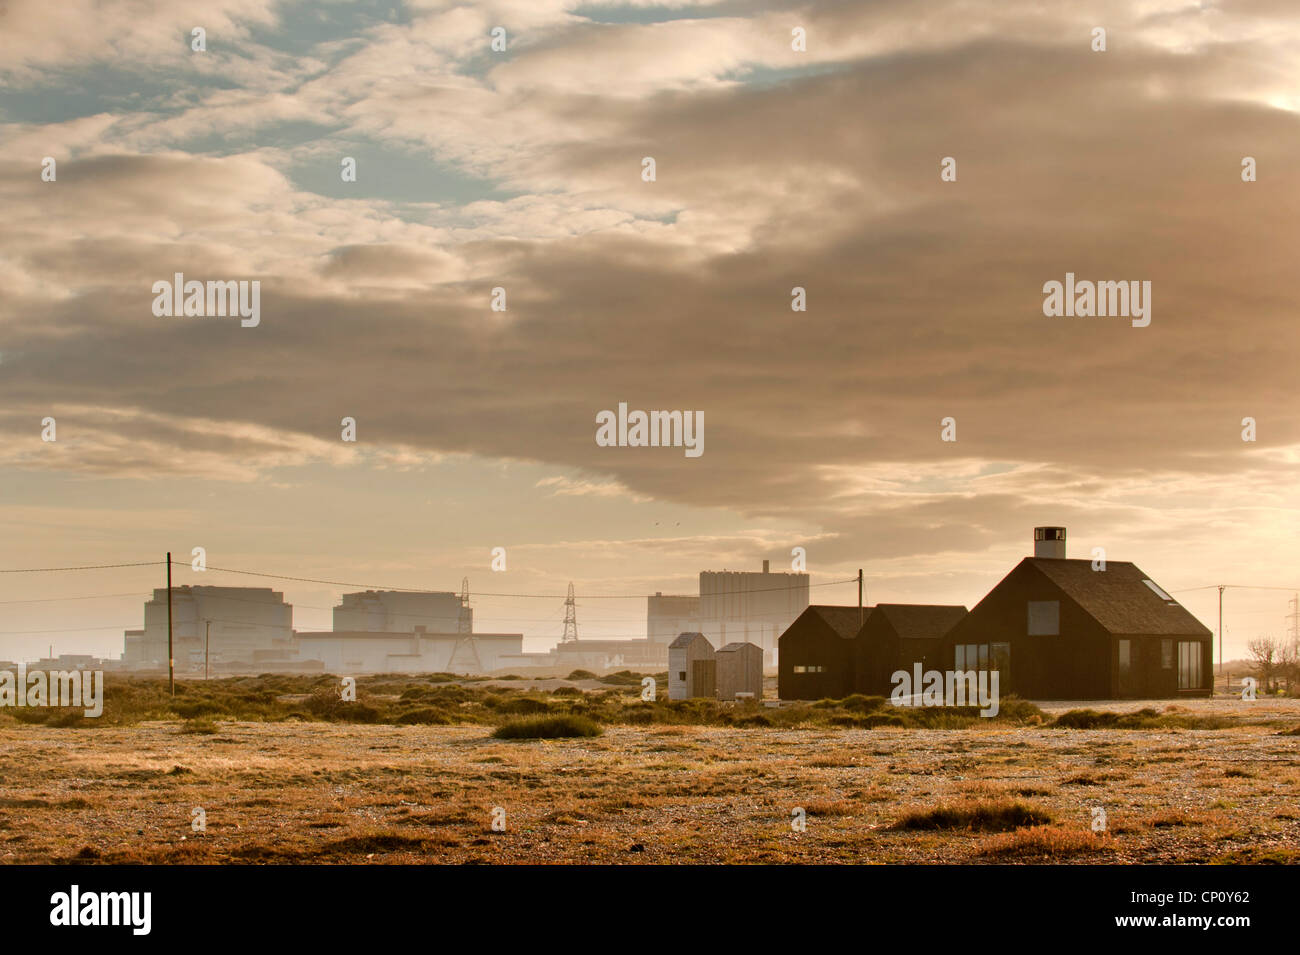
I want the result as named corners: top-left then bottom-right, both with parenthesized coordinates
top-left (292, 628), bottom-right (522, 675)
top-left (698, 561), bottom-right (809, 666)
top-left (938, 528), bottom-right (1213, 698)
top-left (715, 642), bottom-right (764, 701)
top-left (552, 638), bottom-right (667, 671)
top-left (668, 632), bottom-right (716, 700)
top-left (122, 586), bottom-right (294, 672)
top-left (332, 590), bottom-right (467, 634)
top-left (647, 593), bottom-right (701, 647)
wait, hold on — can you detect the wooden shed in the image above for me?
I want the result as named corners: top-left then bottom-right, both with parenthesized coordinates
top-left (668, 632), bottom-right (716, 700)
top-left (938, 557), bottom-right (1212, 699)
top-left (715, 642), bottom-right (764, 701)
top-left (777, 605), bottom-right (870, 700)
top-left (856, 604), bottom-right (968, 696)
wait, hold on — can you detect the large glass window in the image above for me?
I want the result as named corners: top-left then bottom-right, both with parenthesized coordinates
top-left (990, 643), bottom-right (1011, 684)
top-left (1178, 641), bottom-right (1202, 689)
top-left (955, 644), bottom-right (1008, 678)
top-left (1161, 639), bottom-right (1173, 669)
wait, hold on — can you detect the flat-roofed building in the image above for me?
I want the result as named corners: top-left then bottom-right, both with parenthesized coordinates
top-left (647, 593), bottom-right (701, 647)
top-left (699, 561), bottom-right (809, 666)
top-left (123, 586), bottom-right (293, 672)
top-left (293, 629), bottom-right (523, 675)
top-left (333, 590), bottom-right (466, 634)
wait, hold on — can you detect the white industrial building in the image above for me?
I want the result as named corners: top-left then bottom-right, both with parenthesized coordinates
top-left (123, 586), bottom-right (294, 672)
top-left (332, 590), bottom-right (467, 634)
top-left (698, 561), bottom-right (809, 666)
top-left (293, 628), bottom-right (523, 675)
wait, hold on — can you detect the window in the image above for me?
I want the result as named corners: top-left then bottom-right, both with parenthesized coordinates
top-left (956, 644), bottom-right (1008, 677)
top-left (1143, 579), bottom-right (1175, 602)
top-left (1161, 639), bottom-right (1173, 669)
top-left (1027, 601), bottom-right (1060, 635)
top-left (1118, 639), bottom-right (1131, 674)
top-left (678, 671), bottom-right (686, 681)
top-left (1178, 641), bottom-right (1202, 690)
top-left (792, 665), bottom-right (824, 674)
top-left (991, 643), bottom-right (1011, 684)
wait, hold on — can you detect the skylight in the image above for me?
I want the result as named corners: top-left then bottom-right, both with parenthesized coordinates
top-left (1143, 579), bottom-right (1174, 602)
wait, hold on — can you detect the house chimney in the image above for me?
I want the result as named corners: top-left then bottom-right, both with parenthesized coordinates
top-left (762, 559), bottom-right (770, 573)
top-left (1033, 526), bottom-right (1067, 559)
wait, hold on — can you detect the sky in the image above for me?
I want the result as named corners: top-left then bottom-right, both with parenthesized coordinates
top-left (1, 0), bottom-right (1297, 660)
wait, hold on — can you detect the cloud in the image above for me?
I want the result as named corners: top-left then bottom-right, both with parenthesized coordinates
top-left (1, 0), bottom-right (1297, 591)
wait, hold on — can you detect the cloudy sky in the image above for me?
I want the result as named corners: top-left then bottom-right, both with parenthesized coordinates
top-left (1, 0), bottom-right (1297, 659)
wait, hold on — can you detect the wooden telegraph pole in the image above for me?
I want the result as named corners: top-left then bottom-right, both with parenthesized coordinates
top-left (858, 569), bottom-right (864, 626)
top-left (166, 552), bottom-right (174, 696)
top-left (1218, 585), bottom-right (1225, 694)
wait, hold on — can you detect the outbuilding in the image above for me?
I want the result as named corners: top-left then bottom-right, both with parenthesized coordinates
top-left (715, 641), bottom-right (764, 701)
top-left (668, 632), bottom-right (716, 700)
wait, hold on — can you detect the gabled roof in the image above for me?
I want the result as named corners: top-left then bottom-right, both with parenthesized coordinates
top-left (872, 604), bottom-right (968, 641)
top-left (669, 631), bottom-right (712, 649)
top-left (806, 605), bottom-right (872, 640)
top-left (717, 641), bottom-right (761, 654)
top-left (1024, 558), bottom-right (1211, 636)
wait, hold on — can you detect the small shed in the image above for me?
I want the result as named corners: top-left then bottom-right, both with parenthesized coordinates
top-left (668, 632), bottom-right (716, 700)
top-left (715, 642), bottom-right (764, 701)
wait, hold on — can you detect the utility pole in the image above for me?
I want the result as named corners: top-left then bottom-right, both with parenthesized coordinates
top-left (167, 552), bottom-right (174, 697)
top-left (205, 620), bottom-right (211, 681)
top-left (1287, 593), bottom-right (1299, 651)
top-left (1218, 585), bottom-right (1225, 694)
top-left (858, 569), bottom-right (864, 626)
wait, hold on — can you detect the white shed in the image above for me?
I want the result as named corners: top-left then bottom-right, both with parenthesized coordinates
top-left (668, 632), bottom-right (716, 700)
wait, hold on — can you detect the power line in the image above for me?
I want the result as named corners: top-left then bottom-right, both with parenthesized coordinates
top-left (0, 561), bottom-right (162, 573)
top-left (0, 625), bottom-right (141, 635)
top-left (1172, 584), bottom-right (1300, 593)
top-left (183, 560), bottom-right (853, 599)
top-left (0, 592), bottom-right (149, 605)
top-left (0, 557), bottom-right (848, 599)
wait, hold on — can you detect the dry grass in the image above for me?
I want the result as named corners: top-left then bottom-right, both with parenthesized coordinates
top-left (980, 825), bottom-right (1116, 859)
top-left (0, 694), bottom-right (1296, 864)
top-left (890, 799), bottom-right (1053, 832)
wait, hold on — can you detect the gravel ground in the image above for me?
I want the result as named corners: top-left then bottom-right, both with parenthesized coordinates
top-left (1, 697), bottom-right (1297, 864)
